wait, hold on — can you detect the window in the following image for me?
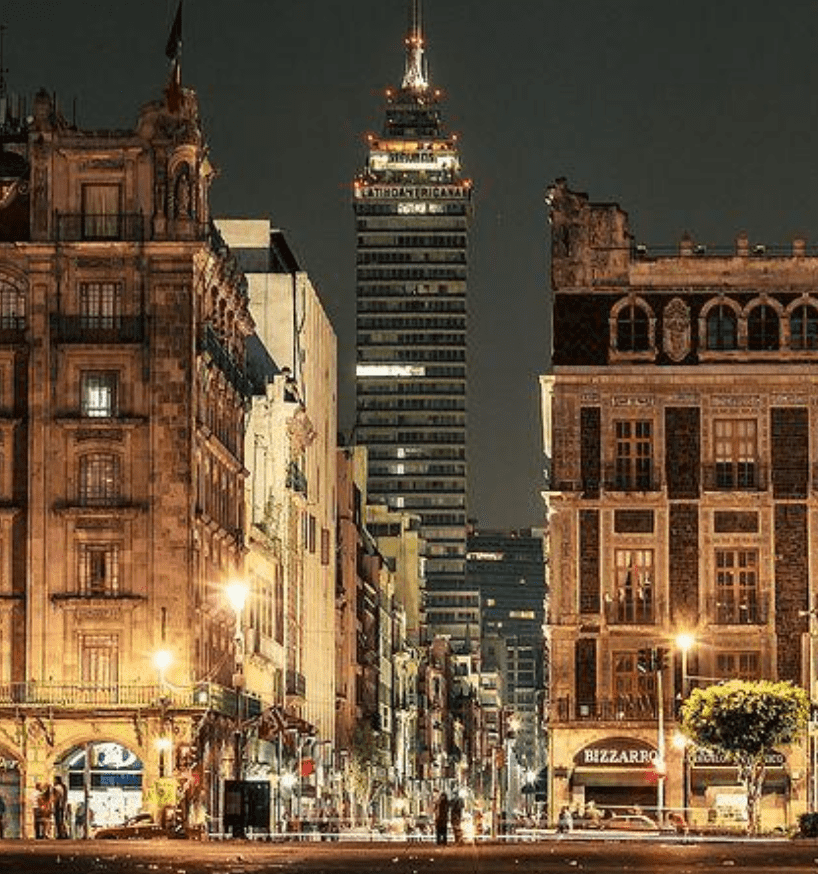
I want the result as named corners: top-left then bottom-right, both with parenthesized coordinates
top-left (747, 304), bottom-right (779, 350)
top-left (80, 282), bottom-right (120, 329)
top-left (320, 527), bottom-right (330, 566)
top-left (612, 549), bottom-right (654, 623)
top-left (616, 303), bottom-right (650, 352)
top-left (78, 543), bottom-right (120, 596)
top-left (0, 279), bottom-right (25, 330)
top-left (81, 184), bottom-right (120, 239)
top-left (614, 420), bottom-right (652, 490)
top-left (613, 652), bottom-right (655, 715)
top-left (80, 633), bottom-right (119, 688)
top-left (716, 651), bottom-right (760, 679)
top-left (715, 549), bottom-right (760, 624)
top-left (81, 371), bottom-right (118, 417)
top-left (79, 453), bottom-right (121, 505)
top-left (706, 304), bottom-right (737, 350)
top-left (790, 305), bottom-right (818, 350)
top-left (714, 419), bottom-right (757, 489)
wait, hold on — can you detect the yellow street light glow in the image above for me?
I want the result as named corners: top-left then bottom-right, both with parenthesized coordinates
top-left (155, 737), bottom-right (172, 752)
top-left (153, 649), bottom-right (172, 672)
top-left (226, 581), bottom-right (248, 614)
top-left (672, 730), bottom-right (688, 750)
top-left (676, 633), bottom-right (695, 652)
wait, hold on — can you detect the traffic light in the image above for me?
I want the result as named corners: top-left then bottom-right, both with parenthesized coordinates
top-left (655, 647), bottom-right (670, 671)
top-left (637, 646), bottom-right (670, 674)
top-left (637, 649), bottom-right (651, 674)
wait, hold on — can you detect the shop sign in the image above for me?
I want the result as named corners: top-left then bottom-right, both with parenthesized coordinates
top-left (573, 737), bottom-right (658, 767)
top-left (691, 748), bottom-right (785, 767)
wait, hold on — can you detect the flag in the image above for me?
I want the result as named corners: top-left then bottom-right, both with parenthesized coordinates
top-left (165, 1), bottom-right (183, 60)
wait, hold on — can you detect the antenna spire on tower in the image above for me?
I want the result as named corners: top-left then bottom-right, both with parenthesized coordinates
top-left (401, 0), bottom-right (428, 91)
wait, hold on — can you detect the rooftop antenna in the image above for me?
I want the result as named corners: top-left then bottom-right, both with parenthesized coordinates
top-left (401, 0), bottom-right (428, 91)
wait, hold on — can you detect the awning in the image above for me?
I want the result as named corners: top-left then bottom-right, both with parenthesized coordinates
top-left (572, 767), bottom-right (656, 787)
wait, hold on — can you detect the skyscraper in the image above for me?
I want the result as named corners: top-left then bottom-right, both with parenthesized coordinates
top-left (353, 1), bottom-right (472, 620)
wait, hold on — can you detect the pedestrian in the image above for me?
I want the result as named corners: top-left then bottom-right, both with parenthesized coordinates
top-left (52, 775), bottom-right (68, 838)
top-left (450, 790), bottom-right (464, 845)
top-left (434, 791), bottom-right (449, 845)
top-left (34, 782), bottom-right (52, 838)
top-left (557, 805), bottom-right (573, 834)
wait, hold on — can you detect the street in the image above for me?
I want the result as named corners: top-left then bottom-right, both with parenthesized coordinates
top-left (0, 837), bottom-right (816, 874)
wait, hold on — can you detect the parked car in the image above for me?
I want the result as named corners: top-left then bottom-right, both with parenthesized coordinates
top-left (601, 814), bottom-right (671, 833)
top-left (94, 809), bottom-right (190, 840)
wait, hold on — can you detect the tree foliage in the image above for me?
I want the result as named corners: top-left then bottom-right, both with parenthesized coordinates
top-left (680, 680), bottom-right (809, 833)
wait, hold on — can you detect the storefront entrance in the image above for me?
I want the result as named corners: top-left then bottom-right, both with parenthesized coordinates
top-left (59, 741), bottom-right (144, 834)
top-left (0, 754), bottom-right (22, 838)
top-left (571, 737), bottom-right (660, 817)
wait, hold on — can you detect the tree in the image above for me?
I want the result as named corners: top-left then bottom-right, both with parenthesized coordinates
top-left (680, 680), bottom-right (809, 834)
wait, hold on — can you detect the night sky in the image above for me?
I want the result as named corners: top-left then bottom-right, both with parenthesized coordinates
top-left (5, 0), bottom-right (818, 529)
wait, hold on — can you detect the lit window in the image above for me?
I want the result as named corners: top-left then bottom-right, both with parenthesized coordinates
top-left (611, 549), bottom-right (654, 624)
top-left (81, 371), bottom-right (118, 417)
top-left (614, 420), bottom-right (652, 490)
top-left (714, 420), bottom-right (757, 490)
top-left (78, 543), bottom-right (120, 596)
top-left (715, 550), bottom-right (760, 624)
top-left (79, 453), bottom-right (121, 505)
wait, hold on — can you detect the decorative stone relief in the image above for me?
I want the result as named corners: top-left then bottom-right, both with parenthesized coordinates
top-left (663, 297), bottom-right (691, 362)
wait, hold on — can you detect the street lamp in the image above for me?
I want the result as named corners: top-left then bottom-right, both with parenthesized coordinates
top-left (675, 633), bottom-right (695, 700)
top-left (153, 649), bottom-right (172, 691)
top-left (226, 580), bottom-right (248, 838)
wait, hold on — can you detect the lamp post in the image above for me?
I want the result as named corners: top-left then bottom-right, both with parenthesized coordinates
top-left (226, 581), bottom-right (248, 838)
top-left (675, 634), bottom-right (695, 823)
top-left (672, 731), bottom-right (690, 825)
top-left (675, 633), bottom-right (695, 701)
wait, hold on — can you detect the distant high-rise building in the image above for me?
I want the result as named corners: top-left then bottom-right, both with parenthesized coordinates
top-left (353, 0), bottom-right (473, 616)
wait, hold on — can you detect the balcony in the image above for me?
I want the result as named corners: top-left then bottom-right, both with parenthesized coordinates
top-left (604, 598), bottom-right (655, 626)
top-left (702, 462), bottom-right (768, 492)
top-left (553, 695), bottom-right (658, 723)
top-left (0, 680), bottom-right (262, 717)
top-left (286, 461), bottom-right (308, 495)
top-left (55, 212), bottom-right (145, 243)
top-left (286, 669), bottom-right (306, 699)
top-left (198, 323), bottom-right (254, 399)
top-left (602, 462), bottom-right (661, 492)
top-left (50, 314), bottom-right (147, 344)
top-left (707, 593), bottom-right (768, 625)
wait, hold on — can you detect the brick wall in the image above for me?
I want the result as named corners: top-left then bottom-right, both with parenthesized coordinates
top-left (771, 407), bottom-right (809, 499)
top-left (579, 509), bottom-right (600, 614)
top-left (669, 503), bottom-right (699, 626)
top-left (774, 503), bottom-right (808, 683)
top-left (665, 407), bottom-right (700, 499)
top-left (580, 407), bottom-right (601, 498)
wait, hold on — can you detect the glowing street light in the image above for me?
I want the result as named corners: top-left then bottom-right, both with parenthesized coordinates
top-left (675, 633), bottom-right (695, 699)
top-left (153, 649), bottom-right (172, 688)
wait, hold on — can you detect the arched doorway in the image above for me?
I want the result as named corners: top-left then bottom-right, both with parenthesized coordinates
top-left (58, 742), bottom-right (144, 834)
top-left (0, 751), bottom-right (22, 838)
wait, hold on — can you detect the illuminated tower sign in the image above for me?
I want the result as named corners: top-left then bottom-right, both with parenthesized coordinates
top-left (354, 0), bottom-right (473, 616)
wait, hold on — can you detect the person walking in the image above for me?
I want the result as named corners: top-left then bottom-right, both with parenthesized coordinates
top-left (52, 775), bottom-right (68, 838)
top-left (450, 791), bottom-right (464, 845)
top-left (434, 791), bottom-right (449, 846)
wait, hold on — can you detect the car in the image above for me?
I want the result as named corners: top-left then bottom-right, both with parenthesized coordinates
top-left (94, 811), bottom-right (190, 840)
top-left (601, 814), bottom-right (669, 832)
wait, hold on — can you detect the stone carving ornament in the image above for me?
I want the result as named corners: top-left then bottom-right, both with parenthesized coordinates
top-left (663, 297), bottom-right (691, 362)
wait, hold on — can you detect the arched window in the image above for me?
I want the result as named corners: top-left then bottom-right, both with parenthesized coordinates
top-left (79, 453), bottom-right (121, 506)
top-left (790, 304), bottom-right (818, 350)
top-left (747, 304), bottom-right (779, 350)
top-left (616, 303), bottom-right (650, 352)
top-left (706, 304), bottom-right (737, 350)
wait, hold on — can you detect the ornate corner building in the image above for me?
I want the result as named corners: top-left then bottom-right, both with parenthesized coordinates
top-left (541, 179), bottom-right (815, 830)
top-left (0, 79), bottom-right (253, 835)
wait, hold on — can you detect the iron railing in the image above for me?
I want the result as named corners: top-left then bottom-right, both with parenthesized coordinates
top-left (286, 670), bottom-right (306, 698)
top-left (199, 323), bottom-right (254, 399)
top-left (552, 695), bottom-right (659, 723)
top-left (50, 314), bottom-right (147, 344)
top-left (55, 213), bottom-right (145, 243)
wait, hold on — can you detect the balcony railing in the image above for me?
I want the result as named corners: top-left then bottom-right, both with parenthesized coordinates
top-left (55, 212), bottom-right (145, 242)
top-left (604, 598), bottom-right (655, 625)
top-left (702, 462), bottom-right (768, 492)
top-left (286, 669), bottom-right (306, 698)
top-left (553, 695), bottom-right (658, 723)
top-left (50, 314), bottom-right (147, 344)
top-left (199, 323), bottom-right (254, 399)
top-left (0, 681), bottom-right (262, 717)
top-left (707, 593), bottom-right (768, 625)
top-left (602, 462), bottom-right (661, 492)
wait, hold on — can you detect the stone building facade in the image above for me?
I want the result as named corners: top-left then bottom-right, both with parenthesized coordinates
top-left (541, 179), bottom-right (814, 830)
top-left (0, 81), bottom-right (255, 836)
